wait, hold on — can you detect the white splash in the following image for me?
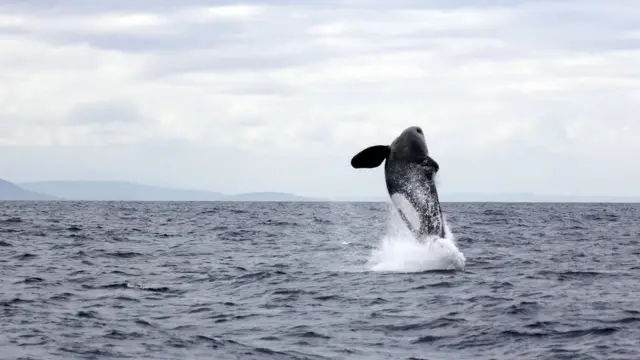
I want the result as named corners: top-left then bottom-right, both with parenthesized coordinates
top-left (368, 203), bottom-right (466, 273)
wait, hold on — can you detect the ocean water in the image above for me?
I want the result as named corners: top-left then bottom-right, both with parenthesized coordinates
top-left (1, 201), bottom-right (639, 360)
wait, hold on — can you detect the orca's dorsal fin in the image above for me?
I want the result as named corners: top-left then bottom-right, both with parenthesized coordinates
top-left (350, 145), bottom-right (390, 168)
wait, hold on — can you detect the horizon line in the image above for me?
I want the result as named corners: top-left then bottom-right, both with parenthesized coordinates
top-left (6, 178), bottom-right (640, 200)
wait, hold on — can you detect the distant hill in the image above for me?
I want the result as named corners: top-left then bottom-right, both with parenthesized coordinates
top-left (11, 180), bottom-right (640, 203)
top-left (324, 195), bottom-right (388, 202)
top-left (18, 181), bottom-right (314, 202)
top-left (19, 181), bottom-right (224, 201)
top-left (224, 192), bottom-right (312, 202)
top-left (0, 178), bottom-right (59, 200)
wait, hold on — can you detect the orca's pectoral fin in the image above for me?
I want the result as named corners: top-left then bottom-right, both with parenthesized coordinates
top-left (350, 145), bottom-right (391, 169)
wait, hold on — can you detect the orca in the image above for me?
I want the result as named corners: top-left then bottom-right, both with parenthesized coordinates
top-left (350, 126), bottom-right (446, 240)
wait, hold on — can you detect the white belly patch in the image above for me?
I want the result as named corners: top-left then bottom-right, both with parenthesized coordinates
top-left (391, 193), bottom-right (420, 231)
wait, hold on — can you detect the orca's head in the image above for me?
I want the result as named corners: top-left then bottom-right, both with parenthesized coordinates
top-left (391, 126), bottom-right (429, 162)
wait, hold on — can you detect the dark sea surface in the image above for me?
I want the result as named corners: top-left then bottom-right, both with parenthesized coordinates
top-left (1, 201), bottom-right (639, 360)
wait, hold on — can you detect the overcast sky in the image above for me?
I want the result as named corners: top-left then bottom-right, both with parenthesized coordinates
top-left (1, 0), bottom-right (639, 198)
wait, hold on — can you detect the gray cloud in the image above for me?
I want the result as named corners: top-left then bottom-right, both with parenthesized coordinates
top-left (2, 0), bottom-right (636, 80)
top-left (68, 100), bottom-right (146, 125)
top-left (0, 0), bottom-right (554, 14)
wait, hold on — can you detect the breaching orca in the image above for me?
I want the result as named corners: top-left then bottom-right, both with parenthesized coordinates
top-left (351, 126), bottom-right (445, 240)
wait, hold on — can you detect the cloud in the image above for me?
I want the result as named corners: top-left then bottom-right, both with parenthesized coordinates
top-left (68, 100), bottom-right (146, 124)
top-left (1, 0), bottom-right (639, 197)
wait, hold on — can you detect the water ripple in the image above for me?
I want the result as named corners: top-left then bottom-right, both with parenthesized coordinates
top-left (0, 201), bottom-right (639, 359)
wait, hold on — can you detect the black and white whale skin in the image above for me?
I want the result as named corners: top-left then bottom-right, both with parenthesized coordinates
top-left (350, 126), bottom-right (446, 241)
